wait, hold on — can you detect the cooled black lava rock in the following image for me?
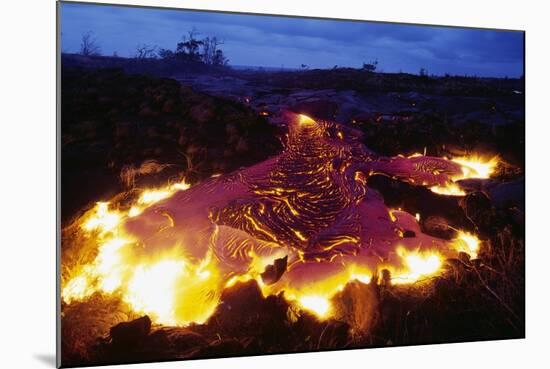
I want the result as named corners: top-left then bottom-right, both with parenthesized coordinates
top-left (109, 315), bottom-right (151, 348)
top-left (261, 255), bottom-right (288, 285)
top-left (211, 280), bottom-right (290, 345)
top-left (459, 191), bottom-right (496, 235)
top-left (421, 215), bottom-right (456, 240)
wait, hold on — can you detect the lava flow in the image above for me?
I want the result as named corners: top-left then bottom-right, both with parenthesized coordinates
top-left (62, 112), bottom-right (495, 325)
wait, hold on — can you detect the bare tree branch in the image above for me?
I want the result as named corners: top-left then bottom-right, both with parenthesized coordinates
top-left (79, 31), bottom-right (101, 56)
top-left (135, 44), bottom-right (157, 59)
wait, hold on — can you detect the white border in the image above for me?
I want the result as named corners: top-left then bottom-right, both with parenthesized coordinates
top-left (2, 1), bottom-right (549, 368)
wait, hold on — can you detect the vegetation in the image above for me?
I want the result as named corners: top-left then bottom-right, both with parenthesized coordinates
top-left (77, 28), bottom-right (229, 68)
top-left (362, 60), bottom-right (378, 72)
top-left (79, 31), bottom-right (101, 56)
top-left (157, 28), bottom-right (229, 66)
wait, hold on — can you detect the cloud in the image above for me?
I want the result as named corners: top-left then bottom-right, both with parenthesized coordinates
top-left (60, 2), bottom-right (524, 77)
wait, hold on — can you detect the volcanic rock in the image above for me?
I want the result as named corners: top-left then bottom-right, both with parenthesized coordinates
top-left (317, 320), bottom-right (351, 349)
top-left (260, 255), bottom-right (288, 285)
top-left (459, 191), bottom-right (496, 234)
top-left (290, 98), bottom-right (338, 120)
top-left (189, 102), bottom-right (214, 123)
top-left (235, 137), bottom-right (249, 153)
top-left (211, 281), bottom-right (290, 344)
top-left (421, 215), bottom-right (456, 240)
top-left (487, 178), bottom-right (525, 211)
top-left (332, 280), bottom-right (380, 337)
top-left (193, 338), bottom-right (245, 358)
top-left (114, 121), bottom-right (134, 139)
top-left (457, 251), bottom-right (472, 264)
top-left (162, 98), bottom-right (177, 113)
top-left (161, 327), bottom-right (208, 350)
top-left (109, 315), bottom-right (151, 348)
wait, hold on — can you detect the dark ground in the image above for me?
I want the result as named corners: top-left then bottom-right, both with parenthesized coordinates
top-left (60, 56), bottom-right (524, 367)
top-left (61, 65), bottom-right (282, 222)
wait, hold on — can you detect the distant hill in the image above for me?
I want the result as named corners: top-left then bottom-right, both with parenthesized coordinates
top-left (61, 53), bottom-right (228, 76)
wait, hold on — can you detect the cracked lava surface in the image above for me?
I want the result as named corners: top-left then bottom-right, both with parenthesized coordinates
top-left (62, 112), bottom-right (487, 325)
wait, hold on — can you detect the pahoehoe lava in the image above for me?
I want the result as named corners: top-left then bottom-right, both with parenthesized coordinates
top-left (121, 112), bottom-right (467, 300)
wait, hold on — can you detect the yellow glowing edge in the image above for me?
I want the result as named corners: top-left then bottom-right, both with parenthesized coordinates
top-left (65, 160), bottom-right (487, 326)
top-left (298, 114), bottom-right (316, 125)
top-left (298, 295), bottom-right (331, 317)
top-left (429, 182), bottom-right (466, 196)
top-left (451, 155), bottom-right (499, 180)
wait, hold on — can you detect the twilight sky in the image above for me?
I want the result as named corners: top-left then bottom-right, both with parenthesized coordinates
top-left (60, 2), bottom-right (524, 77)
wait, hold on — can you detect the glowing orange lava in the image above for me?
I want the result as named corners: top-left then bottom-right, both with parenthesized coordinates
top-left (62, 114), bottom-right (487, 325)
top-left (429, 155), bottom-right (499, 196)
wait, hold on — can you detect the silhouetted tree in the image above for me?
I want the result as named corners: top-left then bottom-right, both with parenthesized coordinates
top-left (135, 44), bottom-right (157, 59)
top-left (79, 31), bottom-right (101, 56)
top-left (362, 59), bottom-right (378, 72)
top-left (176, 28), bottom-right (203, 61)
top-left (156, 28), bottom-right (229, 66)
top-left (212, 49), bottom-right (228, 66)
top-left (201, 36), bottom-right (224, 65)
top-left (157, 48), bottom-right (175, 59)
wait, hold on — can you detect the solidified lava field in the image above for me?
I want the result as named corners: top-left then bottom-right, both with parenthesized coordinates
top-left (60, 66), bottom-right (524, 367)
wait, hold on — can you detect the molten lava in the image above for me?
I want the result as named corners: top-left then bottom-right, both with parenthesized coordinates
top-left (62, 113), bottom-right (487, 325)
top-left (429, 155), bottom-right (499, 196)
